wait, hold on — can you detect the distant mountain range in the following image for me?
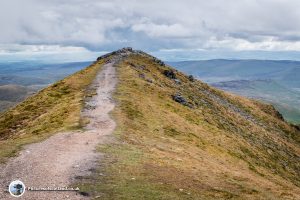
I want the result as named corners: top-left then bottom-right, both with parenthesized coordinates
top-left (0, 61), bottom-right (91, 112)
top-left (169, 59), bottom-right (300, 124)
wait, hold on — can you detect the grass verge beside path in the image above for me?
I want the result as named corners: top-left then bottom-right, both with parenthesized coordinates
top-left (0, 59), bottom-right (105, 163)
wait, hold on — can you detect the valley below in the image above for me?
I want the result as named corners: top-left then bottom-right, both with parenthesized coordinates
top-left (0, 61), bottom-right (92, 112)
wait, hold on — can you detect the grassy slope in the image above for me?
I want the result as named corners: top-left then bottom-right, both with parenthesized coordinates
top-left (0, 59), bottom-right (104, 163)
top-left (78, 53), bottom-right (300, 199)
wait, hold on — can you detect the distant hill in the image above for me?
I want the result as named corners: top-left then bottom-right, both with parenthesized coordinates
top-left (0, 49), bottom-right (299, 199)
top-left (0, 61), bottom-right (92, 113)
top-left (0, 84), bottom-right (35, 112)
top-left (170, 59), bottom-right (300, 123)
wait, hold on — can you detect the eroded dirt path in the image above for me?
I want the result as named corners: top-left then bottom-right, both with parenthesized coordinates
top-left (0, 61), bottom-right (117, 199)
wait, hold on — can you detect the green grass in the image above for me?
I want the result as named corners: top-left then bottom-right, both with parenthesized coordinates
top-left (0, 59), bottom-right (105, 163)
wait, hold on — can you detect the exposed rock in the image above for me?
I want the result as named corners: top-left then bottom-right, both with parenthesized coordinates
top-left (153, 58), bottom-right (165, 66)
top-left (163, 70), bottom-right (176, 79)
top-left (188, 75), bottom-right (195, 82)
top-left (97, 47), bottom-right (134, 61)
top-left (172, 93), bottom-right (192, 108)
top-left (172, 93), bottom-right (186, 104)
top-left (121, 47), bottom-right (133, 52)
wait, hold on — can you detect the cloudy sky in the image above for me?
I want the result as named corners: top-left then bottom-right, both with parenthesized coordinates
top-left (1, 0), bottom-right (300, 61)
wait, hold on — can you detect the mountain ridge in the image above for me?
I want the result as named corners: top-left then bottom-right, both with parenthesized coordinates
top-left (77, 48), bottom-right (300, 199)
top-left (0, 48), bottom-right (299, 199)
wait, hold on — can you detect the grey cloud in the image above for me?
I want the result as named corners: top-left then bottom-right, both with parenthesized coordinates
top-left (0, 0), bottom-right (300, 51)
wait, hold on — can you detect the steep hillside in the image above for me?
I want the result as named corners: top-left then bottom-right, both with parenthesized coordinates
top-left (0, 59), bottom-right (104, 163)
top-left (170, 60), bottom-right (300, 124)
top-left (78, 50), bottom-right (300, 199)
top-left (211, 79), bottom-right (300, 123)
top-left (0, 48), bottom-right (299, 199)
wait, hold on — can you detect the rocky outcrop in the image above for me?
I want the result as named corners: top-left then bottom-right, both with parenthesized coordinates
top-left (97, 47), bottom-right (134, 61)
top-left (172, 93), bottom-right (192, 108)
top-left (163, 70), bottom-right (176, 79)
top-left (188, 75), bottom-right (195, 82)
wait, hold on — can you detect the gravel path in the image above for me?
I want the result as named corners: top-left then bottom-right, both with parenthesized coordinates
top-left (0, 61), bottom-right (117, 200)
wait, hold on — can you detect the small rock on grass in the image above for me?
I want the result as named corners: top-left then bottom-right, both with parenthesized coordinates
top-left (163, 70), bottom-right (176, 79)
